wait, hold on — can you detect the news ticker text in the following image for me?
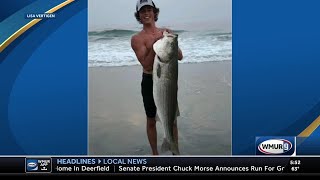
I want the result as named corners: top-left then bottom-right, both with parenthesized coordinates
top-left (0, 157), bottom-right (318, 174)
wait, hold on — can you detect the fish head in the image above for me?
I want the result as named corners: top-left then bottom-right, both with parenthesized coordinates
top-left (153, 31), bottom-right (178, 63)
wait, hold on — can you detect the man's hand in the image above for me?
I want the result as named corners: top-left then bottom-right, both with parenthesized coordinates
top-left (163, 28), bottom-right (173, 34)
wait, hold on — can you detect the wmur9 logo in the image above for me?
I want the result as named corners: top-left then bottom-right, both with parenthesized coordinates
top-left (256, 136), bottom-right (296, 155)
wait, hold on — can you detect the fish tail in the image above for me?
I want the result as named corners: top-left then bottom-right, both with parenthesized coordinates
top-left (161, 138), bottom-right (170, 153)
top-left (171, 143), bottom-right (180, 155)
top-left (161, 138), bottom-right (180, 155)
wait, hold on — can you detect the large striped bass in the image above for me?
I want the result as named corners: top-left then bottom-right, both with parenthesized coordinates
top-left (153, 31), bottom-right (180, 155)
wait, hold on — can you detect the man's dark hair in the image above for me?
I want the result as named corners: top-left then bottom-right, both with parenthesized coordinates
top-left (134, 6), bottom-right (160, 24)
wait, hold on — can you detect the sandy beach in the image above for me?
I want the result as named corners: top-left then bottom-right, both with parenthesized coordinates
top-left (89, 61), bottom-right (231, 155)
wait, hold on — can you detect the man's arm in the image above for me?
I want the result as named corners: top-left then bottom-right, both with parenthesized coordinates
top-left (131, 35), bottom-right (155, 71)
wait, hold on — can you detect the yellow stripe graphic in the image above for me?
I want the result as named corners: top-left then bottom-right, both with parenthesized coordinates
top-left (298, 115), bottom-right (320, 137)
top-left (0, 0), bottom-right (74, 52)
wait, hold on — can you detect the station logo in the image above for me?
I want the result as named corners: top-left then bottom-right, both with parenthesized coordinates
top-left (256, 136), bottom-right (296, 155)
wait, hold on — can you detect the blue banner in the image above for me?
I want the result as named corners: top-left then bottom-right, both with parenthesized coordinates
top-left (0, 0), bottom-right (87, 155)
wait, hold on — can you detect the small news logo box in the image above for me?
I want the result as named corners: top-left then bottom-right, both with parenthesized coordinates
top-left (26, 158), bottom-right (52, 173)
top-left (255, 136), bottom-right (296, 155)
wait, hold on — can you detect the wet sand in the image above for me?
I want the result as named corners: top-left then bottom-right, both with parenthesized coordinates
top-left (89, 61), bottom-right (231, 155)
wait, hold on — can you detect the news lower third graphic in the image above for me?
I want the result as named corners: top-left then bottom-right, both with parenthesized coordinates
top-left (1, 157), bottom-right (320, 174)
top-left (256, 136), bottom-right (296, 155)
top-left (25, 158), bottom-right (51, 173)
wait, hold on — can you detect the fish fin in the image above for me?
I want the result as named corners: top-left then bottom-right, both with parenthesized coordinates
top-left (176, 103), bottom-right (180, 117)
top-left (174, 103), bottom-right (180, 124)
top-left (155, 113), bottom-right (161, 122)
top-left (161, 138), bottom-right (170, 153)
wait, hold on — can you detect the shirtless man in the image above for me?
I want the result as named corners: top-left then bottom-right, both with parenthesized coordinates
top-left (131, 0), bottom-right (183, 155)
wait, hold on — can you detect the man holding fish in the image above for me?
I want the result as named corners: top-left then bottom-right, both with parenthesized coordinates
top-left (131, 0), bottom-right (183, 155)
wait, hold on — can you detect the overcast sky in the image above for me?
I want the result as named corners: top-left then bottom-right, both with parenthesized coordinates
top-left (88, 0), bottom-right (232, 31)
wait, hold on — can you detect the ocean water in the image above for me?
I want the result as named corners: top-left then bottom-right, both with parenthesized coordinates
top-left (88, 29), bottom-right (232, 67)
